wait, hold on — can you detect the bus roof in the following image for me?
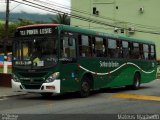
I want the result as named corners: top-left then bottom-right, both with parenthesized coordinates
top-left (17, 24), bottom-right (59, 29)
top-left (59, 24), bottom-right (155, 45)
top-left (17, 24), bottom-right (155, 45)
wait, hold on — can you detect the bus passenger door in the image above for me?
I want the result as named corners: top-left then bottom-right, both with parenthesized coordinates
top-left (60, 33), bottom-right (79, 92)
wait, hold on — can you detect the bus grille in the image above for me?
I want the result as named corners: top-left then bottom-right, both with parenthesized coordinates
top-left (19, 72), bottom-right (47, 78)
top-left (20, 79), bottom-right (44, 84)
top-left (23, 85), bottom-right (41, 89)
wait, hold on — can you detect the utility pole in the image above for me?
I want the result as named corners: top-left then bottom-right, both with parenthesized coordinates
top-left (3, 0), bottom-right (10, 73)
top-left (4, 0), bottom-right (9, 56)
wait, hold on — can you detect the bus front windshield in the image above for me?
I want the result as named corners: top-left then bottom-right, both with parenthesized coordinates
top-left (13, 36), bottom-right (57, 69)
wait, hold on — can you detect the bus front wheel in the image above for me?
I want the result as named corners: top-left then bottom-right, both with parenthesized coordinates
top-left (80, 76), bottom-right (91, 98)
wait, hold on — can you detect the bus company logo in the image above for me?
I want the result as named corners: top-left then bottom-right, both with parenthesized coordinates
top-left (100, 61), bottom-right (119, 68)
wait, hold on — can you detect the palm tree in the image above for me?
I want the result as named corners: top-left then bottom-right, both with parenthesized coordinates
top-left (50, 13), bottom-right (70, 25)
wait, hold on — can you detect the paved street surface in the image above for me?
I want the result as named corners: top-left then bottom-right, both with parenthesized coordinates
top-left (0, 79), bottom-right (159, 119)
top-left (0, 87), bottom-right (26, 98)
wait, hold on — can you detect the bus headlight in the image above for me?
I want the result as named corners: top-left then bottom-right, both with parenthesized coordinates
top-left (12, 74), bottom-right (20, 82)
top-left (45, 72), bottom-right (60, 83)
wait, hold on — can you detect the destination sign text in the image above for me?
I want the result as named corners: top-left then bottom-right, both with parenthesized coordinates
top-left (19, 28), bottom-right (53, 36)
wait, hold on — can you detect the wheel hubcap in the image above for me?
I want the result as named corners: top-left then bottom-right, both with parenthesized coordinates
top-left (82, 82), bottom-right (89, 92)
top-left (135, 77), bottom-right (139, 87)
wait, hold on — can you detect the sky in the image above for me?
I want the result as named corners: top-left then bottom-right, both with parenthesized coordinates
top-left (0, 0), bottom-right (70, 14)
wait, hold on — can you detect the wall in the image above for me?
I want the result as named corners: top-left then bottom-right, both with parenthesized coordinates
top-left (71, 0), bottom-right (160, 59)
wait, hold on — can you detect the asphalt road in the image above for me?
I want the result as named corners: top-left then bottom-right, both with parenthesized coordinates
top-left (0, 79), bottom-right (160, 120)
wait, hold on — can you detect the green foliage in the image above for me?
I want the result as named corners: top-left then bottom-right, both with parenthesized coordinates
top-left (17, 18), bottom-right (34, 26)
top-left (0, 23), bottom-right (5, 40)
top-left (50, 13), bottom-right (70, 25)
top-left (0, 18), bottom-right (45, 44)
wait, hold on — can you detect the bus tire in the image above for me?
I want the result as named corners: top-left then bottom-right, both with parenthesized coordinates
top-left (80, 76), bottom-right (91, 98)
top-left (132, 73), bottom-right (141, 90)
top-left (41, 93), bottom-right (53, 98)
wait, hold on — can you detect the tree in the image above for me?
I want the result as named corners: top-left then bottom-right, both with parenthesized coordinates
top-left (17, 18), bottom-right (34, 26)
top-left (0, 18), bottom-right (35, 53)
top-left (50, 13), bottom-right (70, 25)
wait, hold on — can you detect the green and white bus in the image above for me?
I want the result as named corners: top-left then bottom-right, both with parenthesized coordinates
top-left (12, 24), bottom-right (157, 97)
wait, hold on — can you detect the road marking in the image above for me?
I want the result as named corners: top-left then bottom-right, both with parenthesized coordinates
top-left (112, 93), bottom-right (160, 101)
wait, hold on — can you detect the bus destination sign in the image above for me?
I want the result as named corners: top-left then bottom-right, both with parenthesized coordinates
top-left (18, 27), bottom-right (53, 36)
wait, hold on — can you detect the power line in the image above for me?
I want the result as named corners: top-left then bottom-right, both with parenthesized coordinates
top-left (11, 0), bottom-right (160, 35)
top-left (35, 0), bottom-right (160, 34)
top-left (11, 0), bottom-right (117, 29)
top-left (32, 0), bottom-right (160, 34)
top-left (45, 0), bottom-right (160, 31)
top-left (10, 3), bottom-right (21, 12)
top-left (11, 0), bottom-right (58, 13)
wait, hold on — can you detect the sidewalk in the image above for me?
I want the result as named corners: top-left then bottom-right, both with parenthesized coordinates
top-left (0, 87), bottom-right (26, 98)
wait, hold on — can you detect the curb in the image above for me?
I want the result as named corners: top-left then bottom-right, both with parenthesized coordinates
top-left (0, 93), bottom-right (27, 99)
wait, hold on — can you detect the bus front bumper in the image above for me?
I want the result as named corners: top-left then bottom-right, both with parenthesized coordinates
top-left (11, 79), bottom-right (60, 94)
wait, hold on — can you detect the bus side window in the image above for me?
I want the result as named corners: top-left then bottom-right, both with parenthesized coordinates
top-left (103, 38), bottom-right (108, 57)
top-left (95, 37), bottom-right (105, 57)
top-left (108, 39), bottom-right (117, 58)
top-left (139, 44), bottom-right (144, 59)
top-left (62, 36), bottom-right (76, 58)
top-left (131, 42), bottom-right (140, 59)
top-left (150, 45), bottom-right (155, 60)
top-left (143, 44), bottom-right (149, 60)
top-left (122, 41), bottom-right (129, 58)
top-left (117, 40), bottom-right (122, 58)
top-left (79, 35), bottom-right (92, 57)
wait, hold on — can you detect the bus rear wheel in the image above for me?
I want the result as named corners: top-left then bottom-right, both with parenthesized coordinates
top-left (80, 76), bottom-right (91, 98)
top-left (132, 73), bottom-right (141, 90)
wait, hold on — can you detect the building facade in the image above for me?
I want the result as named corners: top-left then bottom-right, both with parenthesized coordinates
top-left (71, 0), bottom-right (160, 60)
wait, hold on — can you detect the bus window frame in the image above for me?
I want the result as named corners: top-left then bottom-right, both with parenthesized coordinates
top-left (122, 40), bottom-right (130, 59)
top-left (143, 44), bottom-right (149, 60)
top-left (60, 31), bottom-right (78, 63)
top-left (78, 34), bottom-right (92, 58)
top-left (139, 43), bottom-right (144, 59)
top-left (107, 38), bottom-right (118, 58)
top-left (94, 36), bottom-right (106, 58)
top-left (130, 42), bottom-right (140, 59)
top-left (149, 44), bottom-right (156, 60)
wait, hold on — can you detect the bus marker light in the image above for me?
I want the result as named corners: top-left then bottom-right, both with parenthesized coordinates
top-left (46, 86), bottom-right (55, 90)
top-left (77, 64), bottom-right (80, 68)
